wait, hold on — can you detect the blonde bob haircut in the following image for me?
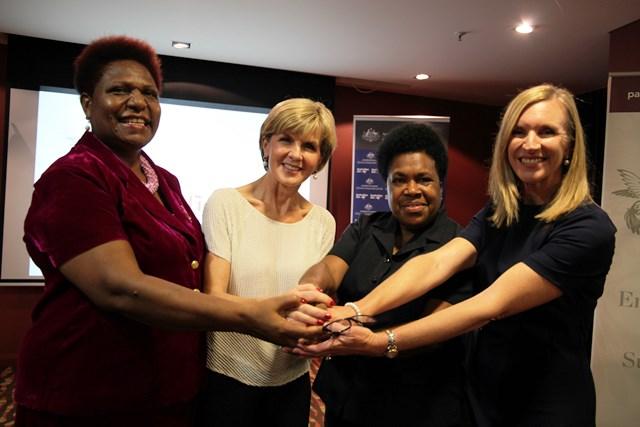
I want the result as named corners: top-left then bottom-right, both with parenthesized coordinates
top-left (488, 83), bottom-right (592, 227)
top-left (259, 98), bottom-right (337, 171)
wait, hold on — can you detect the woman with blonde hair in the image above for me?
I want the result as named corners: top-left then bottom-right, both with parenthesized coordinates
top-left (198, 98), bottom-right (337, 426)
top-left (294, 84), bottom-right (616, 427)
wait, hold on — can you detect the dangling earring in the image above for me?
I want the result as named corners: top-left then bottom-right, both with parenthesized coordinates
top-left (262, 156), bottom-right (269, 170)
top-left (312, 171), bottom-right (318, 180)
top-left (85, 119), bottom-right (91, 132)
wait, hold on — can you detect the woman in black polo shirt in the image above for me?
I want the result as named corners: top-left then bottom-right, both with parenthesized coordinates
top-left (298, 123), bottom-right (474, 427)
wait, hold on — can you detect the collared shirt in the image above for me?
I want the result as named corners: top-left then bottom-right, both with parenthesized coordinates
top-left (314, 209), bottom-right (474, 426)
top-left (17, 131), bottom-right (205, 415)
top-left (330, 209), bottom-right (471, 328)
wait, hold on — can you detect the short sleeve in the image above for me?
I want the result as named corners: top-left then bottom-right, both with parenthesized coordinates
top-left (317, 209), bottom-right (336, 256)
top-left (328, 217), bottom-right (366, 264)
top-left (201, 190), bottom-right (233, 261)
top-left (24, 166), bottom-right (127, 268)
top-left (459, 202), bottom-right (493, 253)
top-left (524, 206), bottom-right (616, 299)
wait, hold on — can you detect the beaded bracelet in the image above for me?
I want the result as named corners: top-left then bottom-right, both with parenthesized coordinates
top-left (345, 302), bottom-right (362, 317)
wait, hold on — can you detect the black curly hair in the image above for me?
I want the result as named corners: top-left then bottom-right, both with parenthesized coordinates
top-left (376, 123), bottom-right (447, 181)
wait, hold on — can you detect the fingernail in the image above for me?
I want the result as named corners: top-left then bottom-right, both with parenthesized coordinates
top-left (300, 298), bottom-right (307, 304)
top-left (329, 300), bottom-right (336, 307)
top-left (317, 287), bottom-right (323, 292)
top-left (316, 319), bottom-right (324, 325)
top-left (324, 313), bottom-right (332, 320)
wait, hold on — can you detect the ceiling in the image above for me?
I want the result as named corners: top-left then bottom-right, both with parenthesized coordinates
top-left (1, 0), bottom-right (639, 105)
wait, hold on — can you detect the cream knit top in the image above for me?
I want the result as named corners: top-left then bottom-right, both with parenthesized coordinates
top-left (201, 188), bottom-right (335, 386)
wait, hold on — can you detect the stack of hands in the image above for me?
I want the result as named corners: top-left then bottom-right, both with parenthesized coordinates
top-left (279, 285), bottom-right (383, 358)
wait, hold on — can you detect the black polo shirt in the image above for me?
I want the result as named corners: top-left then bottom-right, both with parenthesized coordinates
top-left (313, 210), bottom-right (474, 426)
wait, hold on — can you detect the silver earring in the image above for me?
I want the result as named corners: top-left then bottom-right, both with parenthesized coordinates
top-left (312, 171), bottom-right (318, 180)
top-left (85, 119), bottom-right (91, 131)
top-left (563, 158), bottom-right (570, 166)
top-left (263, 157), bottom-right (269, 170)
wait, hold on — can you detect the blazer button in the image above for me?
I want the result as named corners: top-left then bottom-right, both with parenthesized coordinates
top-left (191, 260), bottom-right (200, 270)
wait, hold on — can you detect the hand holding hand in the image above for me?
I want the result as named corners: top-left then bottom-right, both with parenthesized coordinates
top-left (294, 283), bottom-right (335, 307)
top-left (287, 323), bottom-right (386, 358)
top-left (244, 285), bottom-right (334, 347)
top-left (286, 284), bottom-right (334, 326)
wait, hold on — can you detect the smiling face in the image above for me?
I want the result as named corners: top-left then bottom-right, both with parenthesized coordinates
top-left (262, 131), bottom-right (322, 188)
top-left (507, 98), bottom-right (571, 204)
top-left (387, 151), bottom-right (442, 234)
top-left (81, 59), bottom-right (161, 162)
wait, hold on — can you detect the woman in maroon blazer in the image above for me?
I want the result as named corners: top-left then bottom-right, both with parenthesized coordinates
top-left (15, 35), bottom-right (330, 426)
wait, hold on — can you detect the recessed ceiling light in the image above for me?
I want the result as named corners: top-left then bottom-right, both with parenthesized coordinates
top-left (172, 41), bottom-right (191, 49)
top-left (415, 73), bottom-right (430, 80)
top-left (515, 22), bottom-right (534, 34)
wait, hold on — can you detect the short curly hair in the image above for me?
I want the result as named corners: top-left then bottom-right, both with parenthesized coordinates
top-left (376, 123), bottom-right (447, 182)
top-left (73, 35), bottom-right (163, 95)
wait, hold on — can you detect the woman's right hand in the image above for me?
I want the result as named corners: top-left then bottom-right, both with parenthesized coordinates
top-left (286, 323), bottom-right (386, 358)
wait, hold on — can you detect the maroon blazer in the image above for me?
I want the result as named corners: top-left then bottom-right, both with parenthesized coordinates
top-left (16, 131), bottom-right (205, 415)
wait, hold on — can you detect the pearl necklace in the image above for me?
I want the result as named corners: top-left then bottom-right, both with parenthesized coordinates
top-left (139, 155), bottom-right (159, 194)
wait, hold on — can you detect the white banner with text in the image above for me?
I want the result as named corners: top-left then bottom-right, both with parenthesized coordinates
top-left (592, 73), bottom-right (640, 426)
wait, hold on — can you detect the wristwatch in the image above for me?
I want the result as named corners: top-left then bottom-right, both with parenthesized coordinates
top-left (384, 329), bottom-right (399, 359)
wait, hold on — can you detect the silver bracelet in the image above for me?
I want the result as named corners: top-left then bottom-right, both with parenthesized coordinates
top-left (345, 302), bottom-right (362, 317)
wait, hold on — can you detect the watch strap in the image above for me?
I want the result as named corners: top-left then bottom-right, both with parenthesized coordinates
top-left (384, 329), bottom-right (399, 358)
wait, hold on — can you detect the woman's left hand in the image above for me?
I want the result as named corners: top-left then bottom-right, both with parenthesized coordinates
top-left (286, 284), bottom-right (334, 326)
top-left (293, 283), bottom-right (335, 306)
top-left (286, 324), bottom-right (386, 358)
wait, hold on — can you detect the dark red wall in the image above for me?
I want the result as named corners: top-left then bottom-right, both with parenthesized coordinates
top-left (0, 288), bottom-right (41, 365)
top-left (330, 85), bottom-right (498, 235)
top-left (609, 19), bottom-right (640, 72)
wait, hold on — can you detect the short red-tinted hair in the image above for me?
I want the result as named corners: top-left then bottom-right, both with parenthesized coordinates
top-left (73, 35), bottom-right (163, 95)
